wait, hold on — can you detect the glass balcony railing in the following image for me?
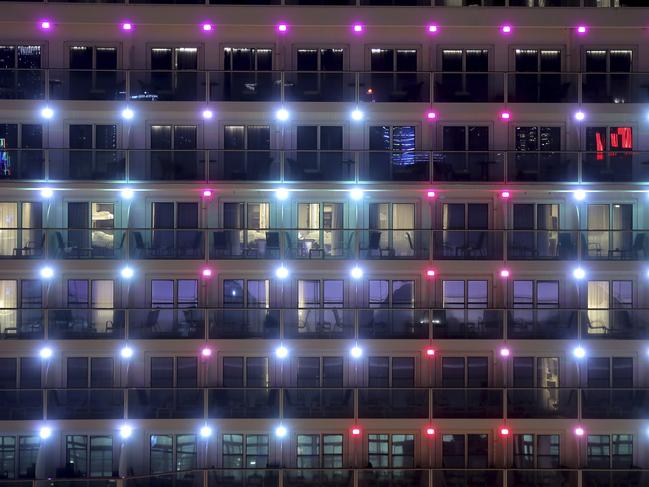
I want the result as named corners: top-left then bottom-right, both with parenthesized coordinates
top-left (127, 388), bottom-right (204, 419)
top-left (431, 309), bottom-right (503, 339)
top-left (0, 69), bottom-right (45, 99)
top-left (48, 69), bottom-right (126, 101)
top-left (207, 388), bottom-right (280, 419)
top-left (358, 470), bottom-right (429, 487)
top-left (2, 149), bottom-right (649, 183)
top-left (287, 229), bottom-right (357, 260)
top-left (582, 470), bottom-right (649, 487)
top-left (283, 388), bottom-right (355, 418)
top-left (507, 309), bottom-right (578, 339)
top-left (0, 390), bottom-right (43, 420)
top-left (433, 72), bottom-right (504, 102)
top-left (432, 230), bottom-right (504, 260)
top-left (207, 470), bottom-right (279, 487)
top-left (128, 308), bottom-right (205, 339)
top-left (580, 230), bottom-right (649, 261)
top-left (507, 230), bottom-right (578, 260)
top-left (507, 388), bottom-right (578, 419)
top-left (0, 309), bottom-right (44, 339)
top-left (432, 389), bottom-right (503, 418)
top-left (129, 70), bottom-right (205, 101)
top-left (431, 470), bottom-right (503, 487)
top-left (209, 71), bottom-right (281, 102)
top-left (582, 73), bottom-right (649, 103)
top-left (284, 470), bottom-right (353, 487)
top-left (507, 470), bottom-right (577, 487)
top-left (283, 72), bottom-right (356, 102)
top-left (129, 230), bottom-right (205, 259)
top-left (358, 388), bottom-right (429, 418)
top-left (47, 389), bottom-right (124, 419)
top-left (359, 72), bottom-right (431, 103)
top-left (47, 309), bottom-right (125, 339)
top-left (47, 229), bottom-right (127, 259)
top-left (209, 309), bottom-right (280, 339)
top-left (358, 309), bottom-right (429, 339)
top-left (283, 309), bottom-right (355, 339)
top-left (507, 73), bottom-right (579, 103)
top-left (581, 389), bottom-right (649, 419)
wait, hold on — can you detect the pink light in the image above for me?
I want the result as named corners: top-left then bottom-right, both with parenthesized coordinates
top-left (202, 268), bottom-right (213, 278)
top-left (425, 347), bottom-right (435, 357)
top-left (426, 269), bottom-right (436, 278)
top-left (201, 347), bottom-right (212, 358)
top-left (427, 190), bottom-right (436, 198)
top-left (121, 22), bottom-right (133, 31)
top-left (427, 24), bottom-right (438, 34)
top-left (202, 189), bottom-right (213, 198)
top-left (577, 25), bottom-right (588, 35)
top-left (353, 23), bottom-right (364, 33)
top-left (500, 347), bottom-right (511, 357)
top-left (40, 20), bottom-right (52, 30)
top-left (426, 427), bottom-right (436, 436)
top-left (500, 111), bottom-right (511, 121)
top-left (201, 23), bottom-right (213, 32)
top-left (500, 427), bottom-right (510, 437)
top-left (351, 427), bottom-right (361, 436)
top-left (426, 111), bottom-right (437, 120)
top-left (575, 427), bottom-right (585, 436)
top-left (500, 269), bottom-right (510, 278)
top-left (500, 24), bottom-right (512, 35)
top-left (500, 190), bottom-right (510, 199)
top-left (277, 23), bottom-right (288, 33)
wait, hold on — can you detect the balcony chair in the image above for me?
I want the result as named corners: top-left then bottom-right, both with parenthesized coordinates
top-left (456, 231), bottom-right (487, 258)
top-left (54, 231), bottom-right (81, 258)
top-left (620, 233), bottom-right (646, 260)
top-left (12, 232), bottom-right (45, 258)
top-left (141, 309), bottom-right (160, 337)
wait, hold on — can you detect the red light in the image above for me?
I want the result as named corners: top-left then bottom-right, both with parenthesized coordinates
top-left (500, 269), bottom-right (510, 278)
top-left (500, 191), bottom-right (510, 199)
top-left (500, 427), bottom-right (510, 437)
top-left (425, 347), bottom-right (435, 357)
top-left (426, 190), bottom-right (436, 198)
top-left (426, 269), bottom-right (436, 278)
top-left (351, 427), bottom-right (361, 436)
top-left (426, 427), bottom-right (435, 436)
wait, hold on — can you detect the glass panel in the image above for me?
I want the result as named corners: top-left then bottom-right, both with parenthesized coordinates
top-left (392, 357), bottom-right (414, 387)
top-left (467, 434), bottom-right (489, 468)
top-left (66, 435), bottom-right (88, 477)
top-left (90, 357), bottom-right (113, 388)
top-left (441, 357), bottom-right (464, 387)
top-left (297, 435), bottom-right (319, 468)
top-left (18, 436), bottom-right (39, 478)
top-left (442, 434), bottom-right (465, 468)
top-left (223, 357), bottom-right (244, 388)
top-left (537, 434), bottom-right (560, 469)
top-left (368, 434), bottom-right (389, 468)
top-left (151, 357), bottom-right (174, 388)
top-left (587, 435), bottom-right (610, 468)
top-left (323, 434), bottom-right (343, 468)
top-left (246, 357), bottom-right (268, 387)
top-left (222, 434), bottom-right (243, 468)
top-left (391, 434), bottom-right (414, 468)
top-left (0, 436), bottom-right (15, 479)
top-left (514, 434), bottom-right (534, 468)
top-left (150, 435), bottom-right (173, 474)
top-left (67, 357), bottom-right (88, 388)
top-left (246, 435), bottom-right (268, 468)
top-left (297, 357), bottom-right (320, 387)
top-left (467, 357), bottom-right (488, 387)
top-left (175, 434), bottom-right (197, 471)
top-left (176, 357), bottom-right (197, 388)
top-left (322, 357), bottom-right (343, 388)
top-left (368, 356), bottom-right (389, 388)
top-left (89, 436), bottom-right (112, 477)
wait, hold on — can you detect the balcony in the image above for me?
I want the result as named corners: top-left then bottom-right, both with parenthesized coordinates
top-left (507, 388), bottom-right (578, 419)
top-left (432, 230), bottom-right (504, 260)
top-left (47, 389), bottom-right (124, 419)
top-left (581, 389), bottom-right (649, 419)
top-left (209, 71), bottom-right (281, 102)
top-left (582, 73), bottom-right (649, 103)
top-left (359, 230), bottom-right (429, 260)
top-left (358, 470), bottom-right (429, 487)
top-left (283, 309), bottom-right (355, 339)
top-left (283, 72), bottom-right (356, 102)
top-left (582, 471), bottom-right (649, 487)
top-left (507, 230), bottom-right (578, 260)
top-left (581, 309), bottom-right (649, 338)
top-left (128, 309), bottom-right (205, 339)
top-left (507, 309), bottom-right (578, 339)
top-left (49, 69), bottom-right (126, 101)
top-left (0, 309), bottom-right (44, 339)
top-left (581, 230), bottom-right (649, 261)
top-left (432, 151), bottom-right (505, 182)
top-left (287, 229), bottom-right (357, 260)
top-left (209, 309), bottom-right (280, 339)
top-left (507, 73), bottom-right (578, 103)
top-left (359, 152), bottom-right (431, 182)
top-left (284, 151), bottom-right (356, 182)
top-left (209, 151), bottom-right (281, 182)
top-left (431, 470), bottom-right (503, 486)
top-left (582, 152), bottom-right (649, 183)
top-left (507, 152), bottom-right (579, 183)
top-left (432, 389), bottom-right (503, 418)
top-left (128, 472), bottom-right (204, 487)
top-left (0, 149), bottom-right (45, 179)
top-left (129, 230), bottom-right (205, 259)
top-left (0, 69), bottom-right (45, 99)
top-left (129, 150), bottom-right (207, 181)
top-left (283, 388), bottom-right (354, 418)
top-left (0, 390), bottom-right (43, 420)
top-left (48, 229), bottom-right (127, 259)
top-left (507, 470), bottom-right (577, 487)
top-left (358, 389), bottom-right (428, 418)
top-left (431, 309), bottom-right (503, 339)
top-left (284, 470), bottom-right (353, 487)
top-left (433, 72), bottom-right (504, 102)
top-left (208, 388), bottom-right (280, 418)
top-left (359, 72), bottom-right (431, 103)
top-left (47, 309), bottom-right (125, 339)
top-left (127, 388), bottom-right (204, 419)
top-left (129, 70), bottom-right (204, 101)
top-left (48, 150), bottom-right (127, 181)
top-left (358, 309), bottom-right (429, 339)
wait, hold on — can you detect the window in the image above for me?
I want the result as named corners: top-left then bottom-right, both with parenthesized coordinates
top-left (512, 357), bottom-right (559, 387)
top-left (222, 434), bottom-right (244, 468)
top-left (514, 434), bottom-right (560, 468)
top-left (584, 50), bottom-right (632, 73)
top-left (368, 356), bottom-right (414, 387)
top-left (441, 356), bottom-right (488, 387)
top-left (0, 358), bottom-right (16, 388)
top-left (586, 126), bottom-right (633, 152)
top-left (67, 280), bottom-right (114, 308)
top-left (293, 129), bottom-right (345, 180)
top-left (0, 45), bottom-right (41, 68)
top-left (511, 204), bottom-right (560, 258)
top-left (441, 49), bottom-right (488, 72)
top-left (442, 126), bottom-right (489, 151)
top-left (222, 356), bottom-right (268, 388)
top-left (221, 201), bottom-right (271, 255)
top-left (515, 127), bottom-right (561, 151)
top-left (368, 434), bottom-right (414, 468)
top-left (223, 279), bottom-right (270, 308)
top-left (0, 357), bottom-right (41, 389)
top-left (149, 434), bottom-right (196, 474)
top-left (442, 280), bottom-right (488, 308)
top-left (0, 436), bottom-right (15, 478)
top-left (18, 436), bottom-right (39, 478)
top-left (298, 280), bottom-right (344, 308)
top-left (69, 46), bottom-right (117, 70)
top-left (514, 49), bottom-right (561, 72)
top-left (224, 48), bottom-right (272, 71)
top-left (151, 279), bottom-right (198, 308)
top-left (221, 434), bottom-right (270, 469)
top-left (512, 280), bottom-right (559, 308)
top-left (70, 124), bottom-right (117, 150)
top-left (368, 202), bottom-right (416, 257)
top-left (66, 357), bottom-right (113, 388)
top-left (586, 357), bottom-right (633, 388)
top-left (151, 47), bottom-right (198, 70)
top-left (0, 202), bottom-right (42, 257)
top-left (297, 357), bottom-right (343, 387)
top-left (246, 435), bottom-right (269, 468)
top-left (370, 49), bottom-right (417, 72)
top-left (175, 435), bottom-right (197, 471)
top-left (587, 434), bottom-right (633, 469)
top-left (0, 45), bottom-right (42, 100)
top-left (151, 357), bottom-right (197, 388)
top-left (297, 49), bottom-right (344, 71)
top-left (585, 203), bottom-right (633, 260)
top-left (0, 124), bottom-right (42, 149)
top-left (586, 280), bottom-right (633, 335)
top-left (442, 434), bottom-right (488, 468)
top-left (65, 435), bottom-right (113, 478)
top-left (368, 280), bottom-right (414, 308)
top-left (297, 435), bottom-right (320, 468)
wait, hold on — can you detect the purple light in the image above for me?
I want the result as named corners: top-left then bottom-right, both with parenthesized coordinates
top-left (427, 24), bottom-right (438, 34)
top-left (202, 189), bottom-right (213, 198)
top-left (39, 20), bottom-right (52, 31)
top-left (426, 111), bottom-right (437, 120)
top-left (352, 23), bottom-right (364, 34)
top-left (500, 24), bottom-right (512, 35)
top-left (500, 111), bottom-right (511, 121)
top-left (577, 25), bottom-right (588, 35)
top-left (121, 22), bottom-right (133, 32)
top-left (277, 23), bottom-right (288, 33)
top-left (201, 23), bottom-right (213, 32)
top-left (201, 347), bottom-right (212, 358)
top-left (500, 347), bottom-right (511, 357)
top-left (202, 268), bottom-right (213, 278)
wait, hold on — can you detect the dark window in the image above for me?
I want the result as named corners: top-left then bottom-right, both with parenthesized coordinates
top-left (297, 357), bottom-right (320, 387)
top-left (322, 357), bottom-right (343, 388)
top-left (176, 357), bottom-right (197, 388)
top-left (513, 357), bottom-right (534, 387)
top-left (151, 357), bottom-right (174, 388)
top-left (368, 357), bottom-right (389, 387)
top-left (612, 357), bottom-right (633, 388)
top-left (222, 357), bottom-right (244, 388)
top-left (20, 358), bottom-right (40, 389)
top-left (0, 358), bottom-right (16, 388)
top-left (224, 48), bottom-right (272, 71)
top-left (90, 358), bottom-right (113, 388)
top-left (587, 357), bottom-right (610, 388)
top-left (392, 357), bottom-right (414, 387)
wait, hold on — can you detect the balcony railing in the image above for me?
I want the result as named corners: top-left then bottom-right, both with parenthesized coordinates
top-left (6, 307), bottom-right (649, 341)
top-left (7, 228), bottom-right (649, 262)
top-left (3, 387), bottom-right (649, 421)
top-left (5, 150), bottom-right (649, 183)
top-left (2, 69), bottom-right (649, 103)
